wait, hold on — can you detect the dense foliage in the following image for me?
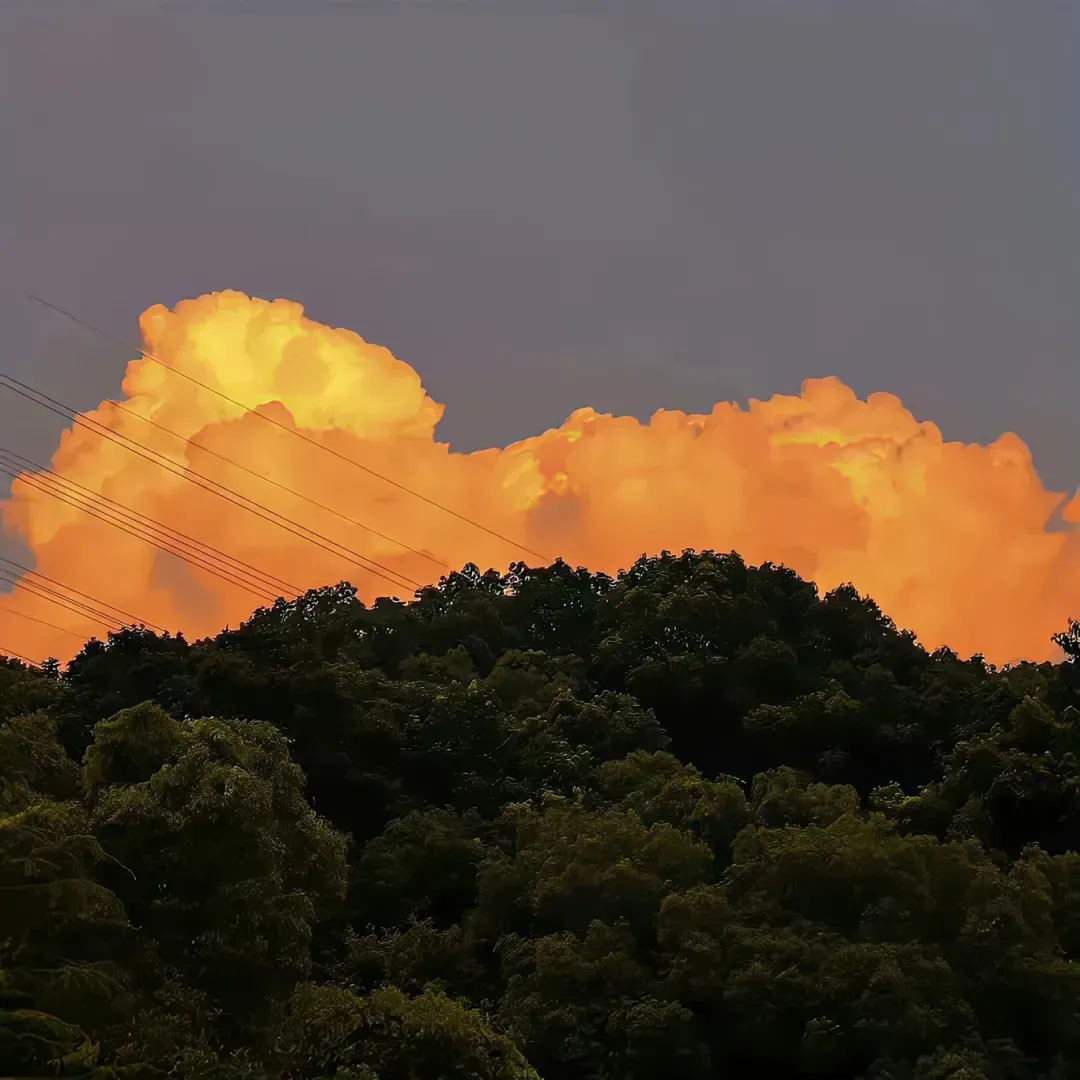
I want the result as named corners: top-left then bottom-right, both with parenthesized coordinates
top-left (5, 550), bottom-right (1080, 1078)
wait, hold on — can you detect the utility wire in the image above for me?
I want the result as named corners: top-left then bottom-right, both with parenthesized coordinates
top-left (0, 464), bottom-right (284, 605)
top-left (28, 292), bottom-right (548, 563)
top-left (0, 569), bottom-right (126, 633)
top-left (0, 555), bottom-right (164, 633)
top-left (0, 570), bottom-right (125, 630)
top-left (0, 443), bottom-right (300, 594)
top-left (0, 447), bottom-right (299, 601)
top-left (2, 372), bottom-right (421, 592)
top-left (0, 605), bottom-right (87, 640)
top-left (0, 565), bottom-right (126, 627)
top-left (0, 373), bottom-right (421, 595)
top-left (0, 644), bottom-right (40, 667)
top-left (107, 396), bottom-right (448, 571)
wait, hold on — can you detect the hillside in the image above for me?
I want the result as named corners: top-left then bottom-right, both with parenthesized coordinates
top-left (5, 550), bottom-right (1080, 1079)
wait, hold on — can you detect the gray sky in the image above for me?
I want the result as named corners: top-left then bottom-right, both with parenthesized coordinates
top-left (2, 0), bottom-right (1078, 502)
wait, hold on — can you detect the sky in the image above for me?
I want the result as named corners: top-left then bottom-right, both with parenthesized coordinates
top-left (1, 0), bottom-right (1078, 499)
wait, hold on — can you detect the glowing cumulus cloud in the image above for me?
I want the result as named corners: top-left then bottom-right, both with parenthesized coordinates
top-left (2, 290), bottom-right (1078, 665)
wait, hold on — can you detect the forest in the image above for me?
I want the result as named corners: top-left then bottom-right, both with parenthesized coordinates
top-left (6, 549), bottom-right (1080, 1079)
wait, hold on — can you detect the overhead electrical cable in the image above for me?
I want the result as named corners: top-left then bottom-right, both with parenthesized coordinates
top-left (0, 372), bottom-right (421, 593)
top-left (0, 644), bottom-right (40, 667)
top-left (0, 555), bottom-right (164, 633)
top-left (0, 460), bottom-right (284, 604)
top-left (0, 570), bottom-right (125, 633)
top-left (28, 292), bottom-right (548, 563)
top-left (0, 605), bottom-right (88, 640)
top-left (107, 396), bottom-right (449, 571)
top-left (0, 444), bottom-right (300, 594)
top-left (0, 568), bottom-right (125, 630)
top-left (0, 448), bottom-right (299, 602)
top-left (0, 373), bottom-right (420, 595)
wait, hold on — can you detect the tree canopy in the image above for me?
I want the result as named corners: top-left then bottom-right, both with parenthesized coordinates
top-left (4, 550), bottom-right (1080, 1078)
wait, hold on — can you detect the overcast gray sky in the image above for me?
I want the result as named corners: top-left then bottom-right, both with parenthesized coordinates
top-left (2, 0), bottom-right (1078, 498)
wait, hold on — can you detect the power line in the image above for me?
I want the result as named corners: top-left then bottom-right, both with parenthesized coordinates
top-left (107, 396), bottom-right (448, 571)
top-left (1, 372), bottom-right (422, 593)
top-left (0, 555), bottom-right (164, 633)
top-left (0, 455), bottom-right (284, 602)
top-left (0, 447), bottom-right (299, 602)
top-left (0, 570), bottom-right (126, 634)
top-left (0, 557), bottom-right (159, 630)
top-left (0, 644), bottom-right (40, 668)
top-left (0, 464), bottom-right (284, 605)
top-left (0, 373), bottom-right (421, 595)
top-left (28, 292), bottom-right (548, 563)
top-left (0, 605), bottom-right (87, 640)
